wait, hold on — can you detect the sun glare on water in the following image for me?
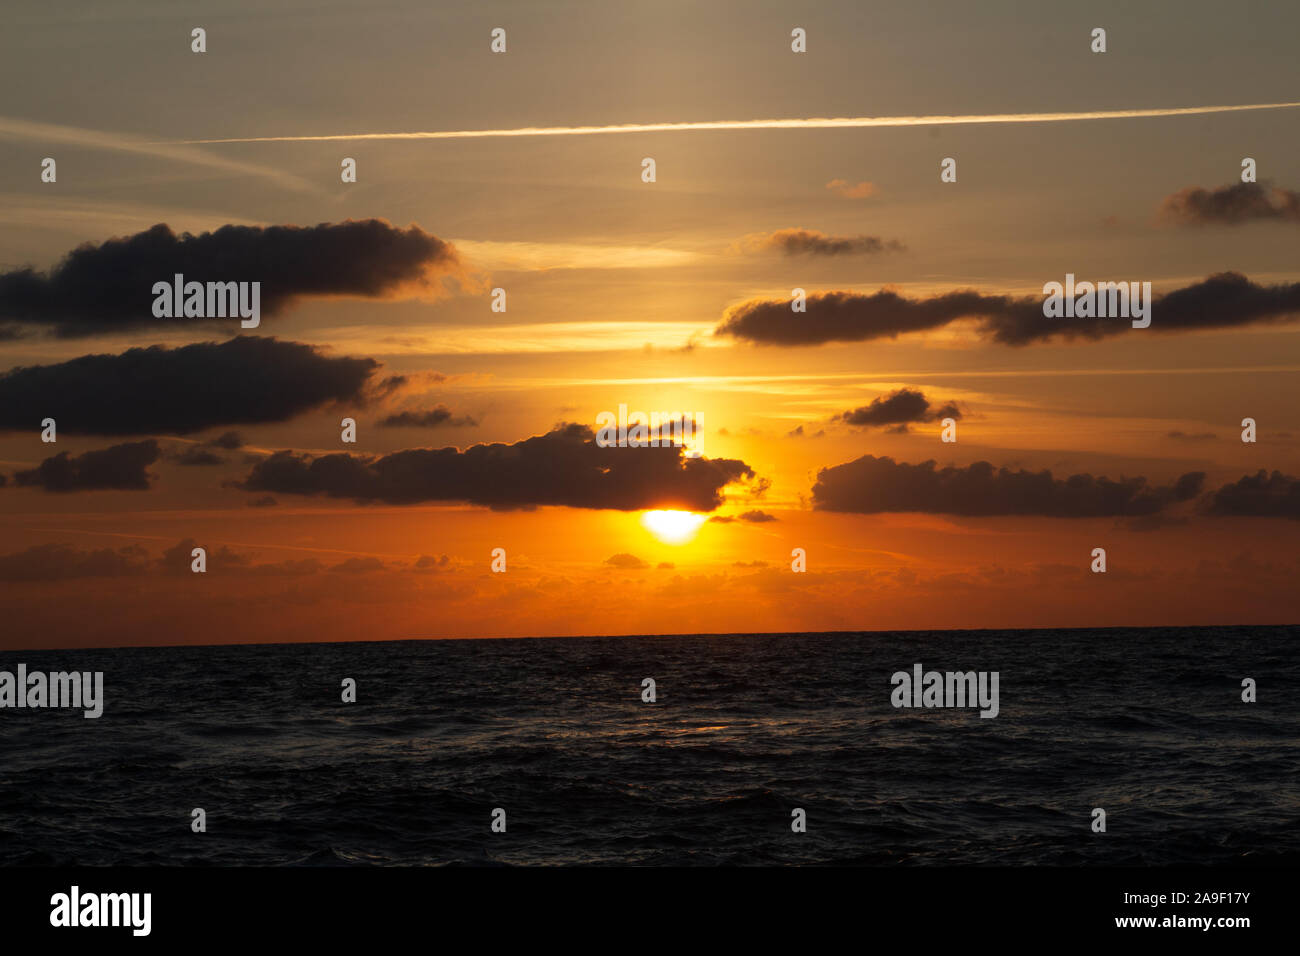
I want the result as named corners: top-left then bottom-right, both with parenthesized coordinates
top-left (641, 510), bottom-right (706, 545)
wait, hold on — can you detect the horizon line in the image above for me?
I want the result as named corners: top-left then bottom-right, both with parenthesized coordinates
top-left (161, 101), bottom-right (1300, 145)
top-left (1, 622), bottom-right (1286, 654)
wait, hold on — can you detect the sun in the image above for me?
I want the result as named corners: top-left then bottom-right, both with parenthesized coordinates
top-left (641, 510), bottom-right (706, 545)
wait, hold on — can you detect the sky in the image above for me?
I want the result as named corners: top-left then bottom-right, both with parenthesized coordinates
top-left (1, 0), bottom-right (1298, 648)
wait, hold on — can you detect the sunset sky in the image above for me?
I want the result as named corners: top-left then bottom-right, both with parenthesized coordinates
top-left (1, 0), bottom-right (1298, 648)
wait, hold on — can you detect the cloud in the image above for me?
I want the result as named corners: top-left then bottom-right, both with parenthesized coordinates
top-left (208, 431), bottom-right (245, 450)
top-left (712, 509), bottom-right (779, 524)
top-left (378, 405), bottom-right (478, 428)
top-left (605, 553), bottom-right (648, 569)
top-left (838, 388), bottom-right (961, 427)
top-left (825, 179), bottom-right (876, 199)
top-left (13, 440), bottom-right (161, 492)
top-left (1159, 181), bottom-right (1300, 226)
top-left (1167, 430), bottom-right (1217, 441)
top-left (239, 423), bottom-right (755, 511)
top-left (788, 424), bottom-right (825, 438)
top-left (715, 273), bottom-right (1300, 347)
top-left (0, 337), bottom-right (380, 435)
top-left (171, 446), bottom-right (227, 466)
top-left (0, 537), bottom-right (453, 583)
top-left (0, 543), bottom-right (150, 581)
top-left (0, 219), bottom-right (464, 337)
top-left (1203, 470), bottom-right (1300, 519)
top-left (161, 538), bottom-right (248, 573)
top-left (739, 228), bottom-right (902, 256)
top-left (812, 454), bottom-right (1205, 517)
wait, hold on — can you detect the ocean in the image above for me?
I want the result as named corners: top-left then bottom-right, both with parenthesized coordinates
top-left (1, 626), bottom-right (1296, 866)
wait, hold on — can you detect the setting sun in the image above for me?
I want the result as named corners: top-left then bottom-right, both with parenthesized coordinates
top-left (640, 509), bottom-right (707, 545)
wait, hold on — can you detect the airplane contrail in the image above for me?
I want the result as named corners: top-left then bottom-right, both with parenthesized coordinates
top-left (164, 101), bottom-right (1300, 145)
top-left (0, 116), bottom-right (316, 192)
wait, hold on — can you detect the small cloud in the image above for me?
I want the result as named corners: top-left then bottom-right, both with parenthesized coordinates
top-left (1167, 430), bottom-right (1217, 441)
top-left (1203, 470), bottom-right (1300, 519)
top-left (738, 228), bottom-right (903, 257)
top-left (838, 388), bottom-right (961, 428)
top-left (656, 561), bottom-right (675, 569)
top-left (738, 510), bottom-right (777, 523)
top-left (161, 537), bottom-right (247, 574)
top-left (826, 179), bottom-right (876, 199)
top-left (1158, 181), bottom-right (1300, 226)
top-left (208, 431), bottom-right (245, 450)
top-left (172, 446), bottom-right (226, 467)
top-left (379, 405), bottom-right (478, 428)
top-left (14, 439), bottom-right (161, 492)
top-left (605, 553), bottom-right (648, 569)
top-left (247, 495), bottom-right (278, 507)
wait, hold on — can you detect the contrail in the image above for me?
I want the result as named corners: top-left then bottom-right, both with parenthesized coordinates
top-left (0, 116), bottom-right (316, 192)
top-left (164, 101), bottom-right (1300, 145)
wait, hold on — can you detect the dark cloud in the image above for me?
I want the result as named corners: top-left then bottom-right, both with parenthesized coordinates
top-left (1159, 182), bottom-right (1300, 226)
top-left (0, 537), bottom-right (430, 582)
top-left (0, 336), bottom-right (379, 435)
top-left (712, 509), bottom-right (778, 524)
top-left (160, 538), bottom-right (249, 574)
top-left (1203, 470), bottom-right (1300, 519)
top-left (812, 454), bottom-right (1205, 517)
top-left (208, 431), bottom-right (245, 450)
top-left (0, 543), bottom-right (150, 581)
top-left (1167, 430), bottom-right (1217, 441)
top-left (605, 553), bottom-right (649, 569)
top-left (838, 388), bottom-right (961, 427)
top-left (240, 423), bottom-right (755, 511)
top-left (13, 439), bottom-right (161, 492)
top-left (247, 495), bottom-right (278, 507)
top-left (0, 219), bottom-right (464, 337)
top-left (743, 229), bottom-right (904, 257)
top-left (379, 405), bottom-right (478, 428)
top-left (172, 446), bottom-right (226, 466)
top-left (715, 273), bottom-right (1300, 347)
top-left (788, 424), bottom-right (825, 438)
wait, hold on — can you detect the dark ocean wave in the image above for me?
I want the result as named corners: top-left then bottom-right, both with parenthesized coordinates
top-left (1, 626), bottom-right (1297, 865)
